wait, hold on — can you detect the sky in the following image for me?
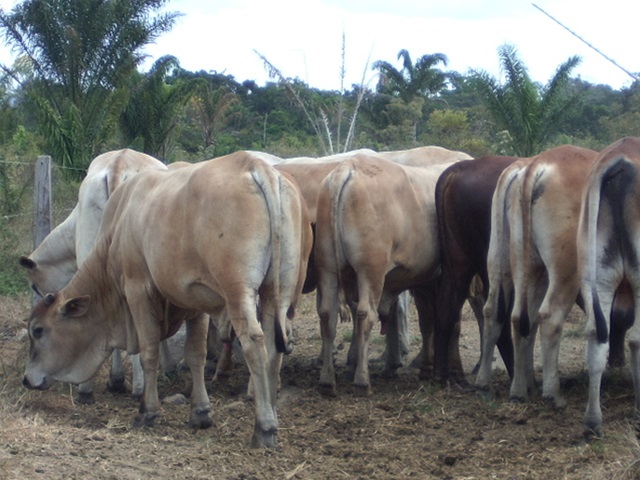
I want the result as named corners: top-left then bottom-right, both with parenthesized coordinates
top-left (1, 0), bottom-right (638, 91)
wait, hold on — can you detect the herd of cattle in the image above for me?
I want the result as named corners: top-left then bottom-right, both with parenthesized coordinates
top-left (16, 138), bottom-right (640, 447)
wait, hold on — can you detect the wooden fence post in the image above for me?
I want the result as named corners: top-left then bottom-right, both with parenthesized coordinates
top-left (31, 155), bottom-right (52, 305)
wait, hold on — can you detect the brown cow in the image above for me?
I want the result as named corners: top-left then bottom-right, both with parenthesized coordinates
top-left (23, 152), bottom-right (312, 448)
top-left (434, 156), bottom-right (519, 382)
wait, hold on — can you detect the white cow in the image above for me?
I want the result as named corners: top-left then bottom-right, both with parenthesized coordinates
top-left (476, 157), bottom-right (532, 392)
top-left (19, 149), bottom-right (168, 401)
top-left (578, 137), bottom-right (640, 438)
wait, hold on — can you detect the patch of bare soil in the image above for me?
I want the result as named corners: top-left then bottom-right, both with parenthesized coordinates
top-left (0, 292), bottom-right (639, 480)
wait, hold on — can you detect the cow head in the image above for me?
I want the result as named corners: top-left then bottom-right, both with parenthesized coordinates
top-left (22, 292), bottom-right (109, 391)
top-left (19, 256), bottom-right (77, 299)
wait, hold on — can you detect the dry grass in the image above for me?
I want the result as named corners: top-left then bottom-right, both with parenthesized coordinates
top-left (2, 295), bottom-right (640, 479)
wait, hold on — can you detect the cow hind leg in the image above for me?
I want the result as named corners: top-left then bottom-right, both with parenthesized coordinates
top-left (229, 298), bottom-right (278, 448)
top-left (476, 286), bottom-right (510, 393)
top-left (628, 317), bottom-right (640, 434)
top-left (584, 288), bottom-right (615, 439)
top-left (317, 277), bottom-right (340, 397)
top-left (379, 294), bottom-right (405, 378)
top-left (353, 306), bottom-right (375, 396)
top-left (412, 287), bottom-right (435, 380)
top-left (509, 310), bottom-right (538, 403)
top-left (538, 283), bottom-right (575, 409)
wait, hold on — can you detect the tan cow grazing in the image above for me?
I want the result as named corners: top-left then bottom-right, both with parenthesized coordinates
top-left (314, 154), bottom-right (453, 395)
top-left (578, 137), bottom-right (640, 438)
top-left (19, 148), bottom-right (168, 401)
top-left (506, 145), bottom-right (598, 408)
top-left (23, 151), bottom-right (312, 448)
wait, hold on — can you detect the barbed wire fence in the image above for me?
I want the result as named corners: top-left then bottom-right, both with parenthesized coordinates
top-left (0, 155), bottom-right (82, 295)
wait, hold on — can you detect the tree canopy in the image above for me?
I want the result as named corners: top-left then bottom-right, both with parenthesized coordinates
top-left (472, 44), bottom-right (582, 156)
top-left (0, 0), bottom-right (180, 174)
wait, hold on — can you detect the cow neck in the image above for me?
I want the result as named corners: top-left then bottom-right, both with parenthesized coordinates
top-left (32, 206), bottom-right (78, 267)
top-left (63, 235), bottom-right (128, 349)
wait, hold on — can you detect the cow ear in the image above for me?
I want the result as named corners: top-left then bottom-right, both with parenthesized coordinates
top-left (19, 256), bottom-right (37, 270)
top-left (59, 296), bottom-right (91, 318)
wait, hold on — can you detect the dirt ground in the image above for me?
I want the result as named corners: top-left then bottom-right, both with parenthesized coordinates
top-left (0, 291), bottom-right (639, 480)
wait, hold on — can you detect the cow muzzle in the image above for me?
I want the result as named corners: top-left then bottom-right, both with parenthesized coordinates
top-left (22, 375), bottom-right (50, 391)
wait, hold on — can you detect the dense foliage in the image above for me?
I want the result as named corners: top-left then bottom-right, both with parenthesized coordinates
top-left (0, 0), bottom-right (639, 294)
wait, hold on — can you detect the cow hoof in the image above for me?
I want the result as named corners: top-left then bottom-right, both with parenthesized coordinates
top-left (251, 427), bottom-right (278, 448)
top-left (509, 395), bottom-right (527, 404)
top-left (418, 367), bottom-right (434, 381)
top-left (76, 391), bottom-right (95, 405)
top-left (212, 372), bottom-right (230, 383)
top-left (583, 425), bottom-right (603, 442)
top-left (542, 395), bottom-right (566, 410)
top-left (379, 367), bottom-right (399, 379)
top-left (131, 387), bottom-right (144, 398)
top-left (106, 377), bottom-right (127, 394)
top-left (318, 383), bottom-right (337, 398)
top-left (354, 384), bottom-right (372, 397)
top-left (190, 409), bottom-right (213, 429)
top-left (132, 413), bottom-right (158, 428)
top-left (475, 385), bottom-right (494, 400)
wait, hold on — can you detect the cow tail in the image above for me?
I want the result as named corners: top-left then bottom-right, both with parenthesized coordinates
top-left (514, 162), bottom-right (541, 338)
top-left (484, 162), bottom-right (521, 324)
top-left (583, 159), bottom-right (627, 345)
top-left (434, 166), bottom-right (456, 287)
top-left (329, 164), bottom-right (353, 323)
top-left (251, 165), bottom-right (289, 354)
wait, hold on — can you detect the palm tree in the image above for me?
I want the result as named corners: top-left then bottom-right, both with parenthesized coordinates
top-left (190, 78), bottom-right (239, 149)
top-left (0, 0), bottom-right (179, 175)
top-left (373, 49), bottom-right (450, 102)
top-left (120, 56), bottom-right (200, 160)
top-left (473, 44), bottom-right (581, 156)
top-left (373, 50), bottom-right (450, 144)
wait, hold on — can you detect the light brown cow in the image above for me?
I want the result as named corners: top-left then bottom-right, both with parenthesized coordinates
top-left (578, 137), bottom-right (640, 438)
top-left (314, 154), bottom-right (453, 395)
top-left (505, 146), bottom-right (598, 408)
top-left (23, 151), bottom-right (312, 448)
top-left (19, 148), bottom-right (168, 401)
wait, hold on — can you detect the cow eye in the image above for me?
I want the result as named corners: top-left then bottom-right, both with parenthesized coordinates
top-left (31, 326), bottom-right (44, 339)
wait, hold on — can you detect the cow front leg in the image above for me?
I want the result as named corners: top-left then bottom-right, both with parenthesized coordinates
top-left (133, 341), bottom-right (161, 427)
top-left (106, 349), bottom-right (126, 393)
top-left (76, 378), bottom-right (96, 404)
top-left (184, 314), bottom-right (212, 429)
top-left (129, 354), bottom-right (144, 397)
